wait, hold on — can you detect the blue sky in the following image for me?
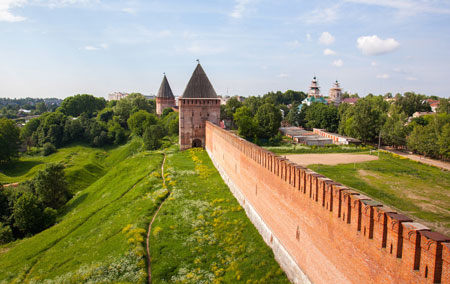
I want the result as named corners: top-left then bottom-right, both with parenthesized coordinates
top-left (1, 0), bottom-right (450, 99)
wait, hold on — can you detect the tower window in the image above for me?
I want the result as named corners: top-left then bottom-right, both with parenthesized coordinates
top-left (207, 113), bottom-right (209, 117)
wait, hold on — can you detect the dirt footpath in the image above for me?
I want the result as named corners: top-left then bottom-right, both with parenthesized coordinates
top-left (285, 153), bottom-right (378, 167)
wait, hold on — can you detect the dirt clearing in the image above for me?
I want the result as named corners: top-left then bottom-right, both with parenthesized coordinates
top-left (285, 153), bottom-right (378, 166)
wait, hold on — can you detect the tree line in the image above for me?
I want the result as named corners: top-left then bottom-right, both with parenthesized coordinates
top-left (222, 91), bottom-right (450, 160)
top-left (0, 93), bottom-right (179, 165)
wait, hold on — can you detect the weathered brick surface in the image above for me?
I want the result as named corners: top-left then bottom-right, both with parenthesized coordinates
top-left (205, 121), bottom-right (450, 284)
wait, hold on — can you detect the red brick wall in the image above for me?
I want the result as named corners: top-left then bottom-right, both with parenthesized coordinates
top-left (179, 98), bottom-right (220, 150)
top-left (156, 97), bottom-right (176, 116)
top-left (205, 121), bottom-right (450, 284)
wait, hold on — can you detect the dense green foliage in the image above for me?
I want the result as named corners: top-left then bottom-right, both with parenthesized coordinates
top-left (19, 93), bottom-right (173, 153)
top-left (303, 103), bottom-right (339, 132)
top-left (0, 163), bottom-right (69, 240)
top-left (0, 118), bottom-right (21, 164)
top-left (58, 94), bottom-right (106, 117)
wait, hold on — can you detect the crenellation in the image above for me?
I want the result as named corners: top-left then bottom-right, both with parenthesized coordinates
top-left (360, 199), bottom-right (382, 239)
top-left (419, 231), bottom-right (450, 283)
top-left (205, 121), bottom-right (450, 284)
top-left (386, 212), bottom-right (413, 258)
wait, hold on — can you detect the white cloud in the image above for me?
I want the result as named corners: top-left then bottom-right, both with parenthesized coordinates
top-left (357, 35), bottom-right (400, 56)
top-left (0, 0), bottom-right (26, 22)
top-left (277, 73), bottom-right (289, 78)
top-left (371, 61), bottom-right (378, 66)
top-left (81, 43), bottom-right (108, 51)
top-left (346, 0), bottom-right (450, 16)
top-left (306, 33), bottom-right (312, 41)
top-left (302, 7), bottom-right (339, 24)
top-left (333, 59), bottom-right (343, 67)
top-left (230, 0), bottom-right (251, 18)
top-left (323, 48), bottom-right (336, 56)
top-left (285, 40), bottom-right (301, 48)
top-left (376, 74), bottom-right (390, 79)
top-left (319, 32), bottom-right (335, 45)
top-left (406, 76), bottom-right (417, 81)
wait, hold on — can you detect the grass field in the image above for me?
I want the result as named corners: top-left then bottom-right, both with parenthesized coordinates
top-left (265, 143), bottom-right (372, 155)
top-left (150, 148), bottom-right (289, 284)
top-left (307, 151), bottom-right (450, 235)
top-left (0, 142), bottom-right (289, 283)
top-left (0, 144), bottom-right (115, 192)
top-left (0, 140), bottom-right (167, 283)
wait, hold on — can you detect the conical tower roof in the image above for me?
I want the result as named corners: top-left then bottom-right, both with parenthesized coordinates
top-left (157, 75), bottom-right (175, 99)
top-left (181, 64), bottom-right (218, 98)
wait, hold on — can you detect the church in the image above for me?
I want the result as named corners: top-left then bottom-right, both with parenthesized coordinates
top-left (155, 63), bottom-right (221, 151)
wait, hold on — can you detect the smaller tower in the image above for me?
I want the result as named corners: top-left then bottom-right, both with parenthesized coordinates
top-left (156, 74), bottom-right (176, 116)
top-left (329, 80), bottom-right (342, 106)
top-left (308, 77), bottom-right (321, 98)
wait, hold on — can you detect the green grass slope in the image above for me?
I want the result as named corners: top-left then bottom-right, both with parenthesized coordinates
top-left (308, 151), bottom-right (450, 235)
top-left (0, 144), bottom-right (114, 192)
top-left (150, 148), bottom-right (289, 284)
top-left (0, 141), bottom-right (167, 283)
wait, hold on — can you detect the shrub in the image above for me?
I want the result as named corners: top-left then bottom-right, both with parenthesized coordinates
top-left (43, 142), bottom-right (57, 156)
top-left (0, 222), bottom-right (14, 244)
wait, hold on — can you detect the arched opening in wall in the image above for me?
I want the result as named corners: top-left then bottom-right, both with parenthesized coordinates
top-left (192, 139), bottom-right (202, 148)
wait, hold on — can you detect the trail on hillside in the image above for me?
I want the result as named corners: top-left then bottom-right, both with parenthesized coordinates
top-left (146, 152), bottom-right (170, 284)
top-left (20, 159), bottom-right (160, 282)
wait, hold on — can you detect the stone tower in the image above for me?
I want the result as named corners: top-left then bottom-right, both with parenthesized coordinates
top-left (179, 63), bottom-right (221, 150)
top-left (156, 74), bottom-right (176, 116)
top-left (308, 76), bottom-right (321, 98)
top-left (329, 80), bottom-right (342, 106)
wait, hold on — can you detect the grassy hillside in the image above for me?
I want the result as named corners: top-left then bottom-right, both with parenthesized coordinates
top-left (308, 151), bottom-right (450, 235)
top-left (0, 143), bottom-right (290, 283)
top-left (150, 148), bottom-right (289, 283)
top-left (0, 144), bottom-right (113, 192)
top-left (0, 140), bottom-right (167, 283)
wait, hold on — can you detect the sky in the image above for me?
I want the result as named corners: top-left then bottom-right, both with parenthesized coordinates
top-left (1, 0), bottom-right (450, 99)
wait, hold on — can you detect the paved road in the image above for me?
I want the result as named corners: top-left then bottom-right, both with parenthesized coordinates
top-left (382, 148), bottom-right (450, 171)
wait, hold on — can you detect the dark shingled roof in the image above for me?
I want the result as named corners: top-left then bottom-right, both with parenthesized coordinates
top-left (182, 64), bottom-right (218, 98)
top-left (157, 75), bottom-right (175, 99)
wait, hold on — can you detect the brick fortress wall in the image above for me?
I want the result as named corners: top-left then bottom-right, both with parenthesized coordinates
top-left (205, 121), bottom-right (450, 284)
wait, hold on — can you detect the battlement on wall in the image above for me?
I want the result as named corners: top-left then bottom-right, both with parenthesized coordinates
top-left (205, 121), bottom-right (450, 284)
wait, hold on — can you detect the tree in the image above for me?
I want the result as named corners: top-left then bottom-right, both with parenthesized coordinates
top-left (0, 118), bottom-right (21, 164)
top-left (381, 105), bottom-right (408, 148)
top-left (97, 107), bottom-right (114, 123)
top-left (127, 110), bottom-right (158, 137)
top-left (254, 103), bottom-right (282, 139)
top-left (438, 124), bottom-right (450, 159)
top-left (234, 106), bottom-right (258, 139)
top-left (0, 222), bottom-right (13, 244)
top-left (342, 98), bottom-right (386, 143)
top-left (12, 192), bottom-right (45, 235)
top-left (304, 103), bottom-right (339, 132)
top-left (223, 97), bottom-right (243, 128)
top-left (35, 102), bottom-right (48, 114)
top-left (34, 163), bottom-right (70, 209)
top-left (143, 125), bottom-right (164, 150)
top-left (21, 117), bottom-right (40, 147)
top-left (161, 108), bottom-right (174, 119)
top-left (43, 142), bottom-right (57, 156)
top-left (162, 112), bottom-right (179, 136)
top-left (437, 98), bottom-right (450, 114)
top-left (114, 93), bottom-right (155, 124)
top-left (395, 92), bottom-right (431, 116)
top-left (59, 94), bottom-right (106, 117)
top-left (35, 112), bottom-right (67, 147)
top-left (408, 124), bottom-right (439, 158)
